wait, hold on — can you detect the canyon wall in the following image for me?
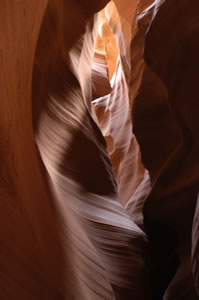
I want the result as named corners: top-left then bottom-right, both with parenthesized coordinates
top-left (130, 0), bottom-right (199, 298)
top-left (0, 0), bottom-right (149, 299)
top-left (0, 0), bottom-right (199, 299)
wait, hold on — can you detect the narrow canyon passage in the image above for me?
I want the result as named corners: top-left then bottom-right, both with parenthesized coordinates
top-left (0, 1), bottom-right (199, 299)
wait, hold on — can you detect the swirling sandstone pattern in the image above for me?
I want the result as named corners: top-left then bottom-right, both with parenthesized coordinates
top-left (0, 1), bottom-right (147, 298)
top-left (1, 0), bottom-right (199, 299)
top-left (33, 1), bottom-right (149, 299)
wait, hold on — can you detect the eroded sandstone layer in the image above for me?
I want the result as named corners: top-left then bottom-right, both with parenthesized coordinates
top-left (1, 0), bottom-right (199, 299)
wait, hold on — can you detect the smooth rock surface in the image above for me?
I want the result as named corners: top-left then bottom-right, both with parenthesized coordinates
top-left (133, 0), bottom-right (199, 298)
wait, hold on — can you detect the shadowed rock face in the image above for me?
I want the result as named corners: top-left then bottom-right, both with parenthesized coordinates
top-left (193, 195), bottom-right (199, 297)
top-left (130, 0), bottom-right (199, 298)
top-left (1, 0), bottom-right (199, 299)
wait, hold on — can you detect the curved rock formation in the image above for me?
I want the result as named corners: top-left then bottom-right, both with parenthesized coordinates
top-left (1, 0), bottom-right (199, 299)
top-left (93, 2), bottom-right (146, 209)
top-left (0, 1), bottom-right (68, 299)
top-left (130, 0), bottom-right (199, 298)
top-left (0, 0), bottom-right (149, 299)
top-left (130, 1), bottom-right (181, 182)
top-left (33, 0), bottom-right (149, 299)
top-left (91, 49), bottom-right (112, 100)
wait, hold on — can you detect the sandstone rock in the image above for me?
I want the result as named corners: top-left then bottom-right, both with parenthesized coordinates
top-left (91, 44), bottom-right (112, 100)
top-left (135, 0), bottom-right (199, 298)
top-left (192, 194), bottom-right (199, 296)
top-left (0, 1), bottom-right (68, 299)
top-left (33, 0), bottom-right (149, 299)
top-left (93, 2), bottom-right (146, 209)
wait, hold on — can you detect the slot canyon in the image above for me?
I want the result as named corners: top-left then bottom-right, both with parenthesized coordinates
top-left (0, 0), bottom-right (199, 299)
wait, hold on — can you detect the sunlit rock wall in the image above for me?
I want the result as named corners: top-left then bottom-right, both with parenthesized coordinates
top-left (93, 2), bottom-right (146, 210)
